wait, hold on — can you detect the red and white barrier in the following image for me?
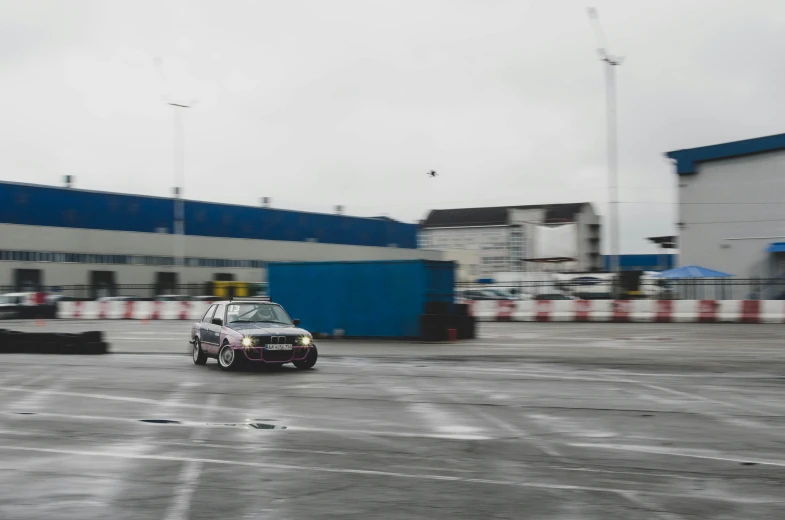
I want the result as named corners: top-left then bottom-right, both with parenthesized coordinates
top-left (467, 299), bottom-right (785, 324)
top-left (52, 299), bottom-right (785, 324)
top-left (57, 300), bottom-right (212, 321)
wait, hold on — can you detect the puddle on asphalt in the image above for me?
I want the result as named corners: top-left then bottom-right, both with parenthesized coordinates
top-left (138, 419), bottom-right (286, 430)
top-left (615, 337), bottom-right (674, 342)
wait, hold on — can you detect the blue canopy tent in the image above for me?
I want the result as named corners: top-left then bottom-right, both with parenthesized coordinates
top-left (655, 265), bottom-right (733, 279)
top-left (654, 265), bottom-right (733, 300)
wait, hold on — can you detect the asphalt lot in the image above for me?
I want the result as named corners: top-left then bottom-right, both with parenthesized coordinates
top-left (0, 320), bottom-right (784, 519)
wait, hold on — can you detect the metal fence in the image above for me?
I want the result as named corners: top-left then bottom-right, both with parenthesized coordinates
top-left (0, 283), bottom-right (268, 301)
top-left (5, 278), bottom-right (785, 302)
top-left (456, 277), bottom-right (785, 301)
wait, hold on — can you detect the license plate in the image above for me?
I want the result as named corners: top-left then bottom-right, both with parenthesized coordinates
top-left (265, 344), bottom-right (293, 350)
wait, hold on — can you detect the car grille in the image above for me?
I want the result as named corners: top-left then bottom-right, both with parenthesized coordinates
top-left (250, 335), bottom-right (300, 345)
top-left (253, 335), bottom-right (300, 363)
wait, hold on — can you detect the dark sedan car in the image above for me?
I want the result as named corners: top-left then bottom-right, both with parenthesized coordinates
top-left (190, 299), bottom-right (317, 371)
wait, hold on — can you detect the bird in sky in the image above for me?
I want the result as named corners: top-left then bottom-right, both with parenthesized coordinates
top-left (427, 170), bottom-right (437, 177)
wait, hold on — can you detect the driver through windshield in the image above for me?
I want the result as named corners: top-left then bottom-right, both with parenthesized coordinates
top-left (226, 303), bottom-right (293, 325)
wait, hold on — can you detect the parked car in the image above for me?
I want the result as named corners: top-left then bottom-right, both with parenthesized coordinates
top-left (533, 293), bottom-right (577, 301)
top-left (190, 298), bottom-right (317, 371)
top-left (193, 295), bottom-right (221, 302)
top-left (0, 292), bottom-right (52, 319)
top-left (46, 294), bottom-right (78, 304)
top-left (155, 294), bottom-right (194, 302)
top-left (459, 289), bottom-right (507, 301)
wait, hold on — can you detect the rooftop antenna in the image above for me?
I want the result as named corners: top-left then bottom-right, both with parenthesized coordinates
top-left (587, 7), bottom-right (623, 291)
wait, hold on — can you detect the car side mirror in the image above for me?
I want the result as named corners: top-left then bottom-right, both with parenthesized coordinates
top-left (212, 318), bottom-right (223, 326)
top-left (292, 319), bottom-right (301, 326)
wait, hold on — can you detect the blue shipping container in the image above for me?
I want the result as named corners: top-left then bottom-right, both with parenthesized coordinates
top-left (268, 260), bottom-right (456, 338)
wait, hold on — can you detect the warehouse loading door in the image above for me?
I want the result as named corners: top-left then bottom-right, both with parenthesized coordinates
top-left (14, 269), bottom-right (43, 292)
top-left (155, 272), bottom-right (178, 296)
top-left (89, 271), bottom-right (116, 299)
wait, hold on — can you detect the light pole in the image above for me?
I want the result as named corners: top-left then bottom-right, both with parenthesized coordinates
top-left (170, 102), bottom-right (190, 288)
top-left (588, 7), bottom-right (623, 292)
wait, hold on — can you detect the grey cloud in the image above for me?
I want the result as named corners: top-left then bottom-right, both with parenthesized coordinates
top-left (0, 0), bottom-right (783, 254)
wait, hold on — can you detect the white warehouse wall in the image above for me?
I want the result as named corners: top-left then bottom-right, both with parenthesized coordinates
top-left (0, 223), bottom-right (444, 286)
top-left (679, 150), bottom-right (785, 278)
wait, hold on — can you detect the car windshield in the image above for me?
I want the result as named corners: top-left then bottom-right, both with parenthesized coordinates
top-left (225, 303), bottom-right (292, 325)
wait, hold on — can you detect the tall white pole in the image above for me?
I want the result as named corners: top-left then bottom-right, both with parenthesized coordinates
top-left (588, 7), bottom-right (623, 294)
top-left (171, 103), bottom-right (188, 287)
top-left (605, 57), bottom-right (621, 282)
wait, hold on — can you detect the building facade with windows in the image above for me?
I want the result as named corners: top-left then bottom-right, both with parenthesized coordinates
top-left (0, 181), bottom-right (442, 293)
top-left (419, 203), bottom-right (602, 279)
top-left (666, 132), bottom-right (785, 294)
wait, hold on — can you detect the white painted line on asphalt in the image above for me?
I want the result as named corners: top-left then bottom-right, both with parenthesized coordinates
top-left (407, 402), bottom-right (483, 437)
top-left (0, 385), bottom-right (428, 429)
top-left (1, 408), bottom-right (489, 440)
top-left (0, 444), bottom-right (778, 504)
top-left (618, 491), bottom-right (690, 520)
top-left (8, 380), bottom-right (66, 413)
top-left (410, 374), bottom-right (564, 458)
top-left (605, 376), bottom-right (773, 417)
top-left (0, 375), bottom-right (52, 402)
top-left (466, 402), bottom-right (562, 457)
top-left (287, 424), bottom-right (490, 441)
top-left (527, 413), bottom-right (619, 440)
top-left (567, 442), bottom-right (785, 468)
top-left (159, 440), bottom-right (351, 457)
top-left (163, 394), bottom-right (218, 520)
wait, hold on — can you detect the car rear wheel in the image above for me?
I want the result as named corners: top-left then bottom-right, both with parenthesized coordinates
top-left (218, 343), bottom-right (241, 371)
top-left (192, 339), bottom-right (207, 365)
top-left (293, 345), bottom-right (318, 370)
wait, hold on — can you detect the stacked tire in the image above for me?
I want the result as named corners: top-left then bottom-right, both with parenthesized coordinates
top-left (0, 329), bottom-right (108, 355)
top-left (419, 302), bottom-right (476, 341)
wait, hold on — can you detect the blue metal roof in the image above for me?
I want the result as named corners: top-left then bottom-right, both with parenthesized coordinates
top-left (655, 265), bottom-right (733, 278)
top-left (665, 133), bottom-right (785, 175)
top-left (767, 242), bottom-right (785, 253)
top-left (602, 254), bottom-right (676, 272)
top-left (0, 182), bottom-right (417, 248)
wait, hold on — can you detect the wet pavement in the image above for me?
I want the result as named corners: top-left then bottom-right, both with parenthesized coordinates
top-left (0, 321), bottom-right (784, 519)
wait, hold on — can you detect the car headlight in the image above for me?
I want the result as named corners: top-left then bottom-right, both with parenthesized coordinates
top-left (241, 337), bottom-right (254, 348)
top-left (300, 336), bottom-right (311, 346)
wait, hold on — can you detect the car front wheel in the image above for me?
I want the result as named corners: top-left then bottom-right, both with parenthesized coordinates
top-left (293, 345), bottom-right (318, 370)
top-left (218, 343), bottom-right (241, 371)
top-left (192, 339), bottom-right (207, 365)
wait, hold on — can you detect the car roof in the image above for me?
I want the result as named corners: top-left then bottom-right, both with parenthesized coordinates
top-left (219, 299), bottom-right (278, 305)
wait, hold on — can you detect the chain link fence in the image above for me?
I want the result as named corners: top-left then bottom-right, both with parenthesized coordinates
top-left (0, 283), bottom-right (268, 301)
top-left (456, 277), bottom-right (785, 301)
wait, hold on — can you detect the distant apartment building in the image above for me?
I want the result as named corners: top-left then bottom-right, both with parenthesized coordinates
top-left (419, 203), bottom-right (602, 279)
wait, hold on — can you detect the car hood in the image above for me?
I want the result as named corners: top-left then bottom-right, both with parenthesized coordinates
top-left (226, 322), bottom-right (308, 335)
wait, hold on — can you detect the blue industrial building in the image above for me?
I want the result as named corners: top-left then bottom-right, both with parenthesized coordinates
top-left (0, 181), bottom-right (417, 248)
top-left (0, 181), bottom-right (437, 291)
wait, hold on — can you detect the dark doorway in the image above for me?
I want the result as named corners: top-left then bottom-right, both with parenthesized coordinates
top-left (89, 271), bottom-right (116, 299)
top-left (14, 269), bottom-right (43, 292)
top-left (155, 272), bottom-right (178, 295)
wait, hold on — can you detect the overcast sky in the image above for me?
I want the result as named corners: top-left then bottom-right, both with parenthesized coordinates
top-left (2, 0), bottom-right (785, 253)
